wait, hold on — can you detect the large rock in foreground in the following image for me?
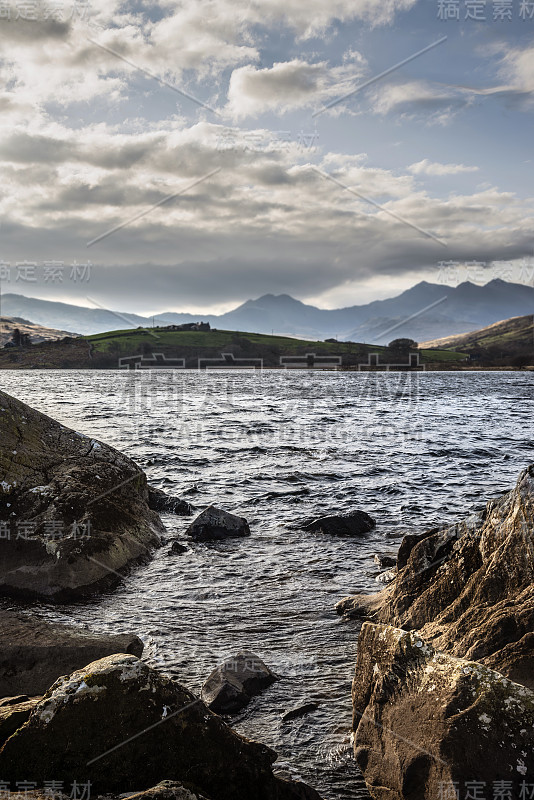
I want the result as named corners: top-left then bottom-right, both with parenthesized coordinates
top-left (352, 623), bottom-right (534, 800)
top-left (340, 465), bottom-right (534, 685)
top-left (186, 506), bottom-right (250, 542)
top-left (344, 465), bottom-right (534, 798)
top-left (201, 651), bottom-right (279, 714)
top-left (0, 609), bottom-right (143, 696)
top-left (0, 390), bottom-right (164, 600)
top-left (0, 653), bottom-right (320, 800)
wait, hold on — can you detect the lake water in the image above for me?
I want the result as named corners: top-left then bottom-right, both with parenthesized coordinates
top-left (1, 370), bottom-right (533, 799)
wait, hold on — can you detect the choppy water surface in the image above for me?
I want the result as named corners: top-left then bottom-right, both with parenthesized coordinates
top-left (1, 370), bottom-right (533, 799)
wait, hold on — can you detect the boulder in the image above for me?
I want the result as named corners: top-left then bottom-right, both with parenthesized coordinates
top-left (0, 653), bottom-right (320, 800)
top-left (116, 781), bottom-right (210, 800)
top-left (373, 553), bottom-right (396, 569)
top-left (201, 651), bottom-right (279, 714)
top-left (345, 465), bottom-right (534, 797)
top-left (301, 510), bottom-right (375, 537)
top-left (169, 541), bottom-right (188, 555)
top-left (352, 622), bottom-right (534, 800)
top-left (148, 488), bottom-right (193, 516)
top-left (186, 507), bottom-right (250, 542)
top-left (0, 390), bottom-right (164, 600)
top-left (281, 702), bottom-right (319, 723)
top-left (0, 608), bottom-right (143, 696)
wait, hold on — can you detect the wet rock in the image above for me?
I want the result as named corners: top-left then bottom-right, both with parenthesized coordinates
top-left (0, 609), bottom-right (143, 696)
top-left (302, 510), bottom-right (375, 537)
top-left (169, 541), bottom-right (187, 555)
top-left (373, 553), bottom-right (396, 569)
top-left (281, 702), bottom-right (319, 722)
top-left (0, 653), bottom-right (319, 800)
top-left (0, 695), bottom-right (40, 746)
top-left (352, 622), bottom-right (534, 800)
top-left (148, 488), bottom-right (193, 516)
top-left (0, 390), bottom-right (164, 601)
top-left (374, 569), bottom-right (396, 584)
top-left (201, 651), bottom-right (279, 714)
top-left (186, 506), bottom-right (250, 542)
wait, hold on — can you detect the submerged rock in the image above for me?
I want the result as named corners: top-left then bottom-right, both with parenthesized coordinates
top-left (148, 488), bottom-right (193, 516)
top-left (301, 510), bottom-right (375, 537)
top-left (0, 390), bottom-right (164, 600)
top-left (0, 653), bottom-right (319, 800)
top-left (352, 622), bottom-right (534, 800)
top-left (0, 608), bottom-right (143, 697)
top-left (186, 506), bottom-right (250, 542)
top-left (169, 541), bottom-right (188, 555)
top-left (281, 702), bottom-right (320, 723)
top-left (201, 651), bottom-right (279, 714)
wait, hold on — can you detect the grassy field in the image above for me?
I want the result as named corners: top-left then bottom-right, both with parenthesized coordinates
top-left (84, 326), bottom-right (468, 363)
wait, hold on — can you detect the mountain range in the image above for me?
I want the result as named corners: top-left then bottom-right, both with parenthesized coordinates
top-left (1, 279), bottom-right (533, 343)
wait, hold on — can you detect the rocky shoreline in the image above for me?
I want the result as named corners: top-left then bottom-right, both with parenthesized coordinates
top-left (339, 464), bottom-right (534, 798)
top-left (0, 389), bottom-right (321, 800)
top-left (2, 386), bottom-right (534, 800)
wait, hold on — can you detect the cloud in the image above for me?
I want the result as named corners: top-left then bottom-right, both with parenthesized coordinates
top-left (408, 159), bottom-right (479, 176)
top-left (369, 80), bottom-right (471, 123)
top-left (226, 58), bottom-right (366, 118)
top-left (0, 117), bottom-right (532, 312)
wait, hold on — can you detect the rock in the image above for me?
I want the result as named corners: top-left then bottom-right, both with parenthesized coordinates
top-left (379, 465), bottom-right (534, 679)
top-left (374, 569), bottom-right (396, 584)
top-left (0, 653), bottom-right (320, 800)
top-left (201, 651), bottom-right (279, 714)
top-left (0, 390), bottom-right (164, 600)
top-left (352, 622), bottom-right (534, 800)
top-left (148, 488), bottom-right (193, 516)
top-left (119, 781), bottom-right (210, 800)
top-left (301, 510), bottom-right (375, 537)
top-left (0, 695), bottom-right (41, 746)
top-left (345, 465), bottom-right (534, 797)
top-left (373, 553), bottom-right (396, 569)
top-left (186, 506), bottom-right (250, 542)
top-left (0, 608), bottom-right (143, 696)
top-left (169, 541), bottom-right (187, 555)
top-left (281, 702), bottom-right (319, 722)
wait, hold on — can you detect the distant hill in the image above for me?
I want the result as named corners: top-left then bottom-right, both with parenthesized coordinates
top-left (0, 316), bottom-right (76, 347)
top-left (0, 326), bottom-right (468, 370)
top-left (2, 278), bottom-right (533, 342)
top-left (420, 314), bottom-right (534, 366)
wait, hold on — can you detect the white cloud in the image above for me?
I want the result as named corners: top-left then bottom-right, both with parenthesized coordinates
top-left (226, 58), bottom-right (366, 118)
top-left (408, 159), bottom-right (479, 176)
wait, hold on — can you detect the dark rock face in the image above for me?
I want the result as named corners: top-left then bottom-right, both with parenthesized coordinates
top-left (0, 609), bottom-right (143, 697)
top-left (186, 506), bottom-right (250, 542)
top-left (201, 651), bottom-right (279, 714)
top-left (302, 510), bottom-right (375, 537)
top-left (148, 488), bottom-right (193, 516)
top-left (352, 623), bottom-right (534, 800)
top-left (347, 465), bottom-right (534, 798)
top-left (0, 390), bottom-right (164, 600)
top-left (0, 654), bottom-right (319, 800)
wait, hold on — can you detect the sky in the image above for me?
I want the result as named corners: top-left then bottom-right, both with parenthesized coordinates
top-left (0, 0), bottom-right (533, 314)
